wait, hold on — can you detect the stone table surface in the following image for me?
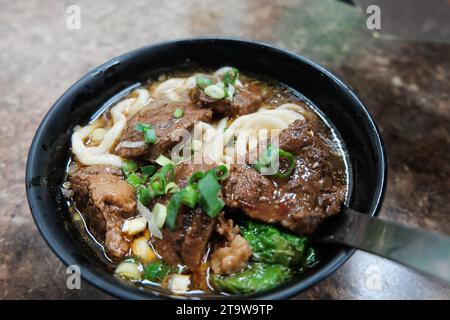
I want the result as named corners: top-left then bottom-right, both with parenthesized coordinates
top-left (1, 0), bottom-right (449, 300)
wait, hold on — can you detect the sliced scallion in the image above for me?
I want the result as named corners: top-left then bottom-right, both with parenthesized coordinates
top-left (164, 182), bottom-right (179, 194)
top-left (152, 203), bottom-right (167, 229)
top-left (141, 165), bottom-right (157, 176)
top-left (188, 171), bottom-right (206, 185)
top-left (173, 108), bottom-right (184, 119)
top-left (181, 185), bottom-right (199, 208)
top-left (209, 164), bottom-right (229, 181)
top-left (254, 144), bottom-right (295, 178)
top-left (135, 123), bottom-right (157, 144)
top-left (222, 68), bottom-right (239, 85)
top-left (138, 185), bottom-right (152, 206)
top-left (204, 85), bottom-right (225, 100)
top-left (126, 172), bottom-right (141, 188)
top-left (121, 160), bottom-right (138, 178)
top-left (197, 172), bottom-right (224, 218)
top-left (155, 154), bottom-right (174, 167)
top-left (195, 76), bottom-right (213, 89)
top-left (150, 164), bottom-right (174, 195)
top-left (166, 191), bottom-right (183, 230)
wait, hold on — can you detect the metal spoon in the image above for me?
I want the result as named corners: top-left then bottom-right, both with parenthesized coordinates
top-left (314, 207), bottom-right (450, 284)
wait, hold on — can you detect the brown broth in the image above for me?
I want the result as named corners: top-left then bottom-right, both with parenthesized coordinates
top-left (63, 69), bottom-right (349, 297)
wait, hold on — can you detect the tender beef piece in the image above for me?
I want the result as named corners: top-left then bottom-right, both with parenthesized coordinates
top-left (152, 163), bottom-right (217, 271)
top-left (152, 206), bottom-right (215, 271)
top-left (153, 210), bottom-right (185, 266)
top-left (278, 119), bottom-right (316, 154)
top-left (222, 121), bottom-right (346, 235)
top-left (181, 207), bottom-right (215, 271)
top-left (69, 165), bottom-right (136, 259)
top-left (173, 162), bottom-right (217, 188)
top-left (211, 214), bottom-right (252, 275)
top-left (116, 101), bottom-right (212, 160)
top-left (190, 83), bottom-right (262, 117)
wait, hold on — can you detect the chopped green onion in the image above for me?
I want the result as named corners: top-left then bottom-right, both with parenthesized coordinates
top-left (197, 172), bottom-right (224, 218)
top-left (222, 68), bottom-right (239, 85)
top-left (173, 108), bottom-right (184, 119)
top-left (150, 164), bottom-right (174, 195)
top-left (143, 128), bottom-right (156, 144)
top-left (115, 260), bottom-right (141, 280)
top-left (188, 171), bottom-right (206, 185)
top-left (135, 123), bottom-right (156, 144)
top-left (226, 84), bottom-right (235, 100)
top-left (181, 185), bottom-right (199, 208)
top-left (121, 160), bottom-right (138, 178)
top-left (195, 76), bottom-right (212, 89)
top-left (155, 154), bottom-right (174, 167)
top-left (143, 260), bottom-right (173, 282)
top-left (134, 123), bottom-right (148, 132)
top-left (152, 203), bottom-right (167, 228)
top-left (210, 164), bottom-right (229, 181)
top-left (255, 145), bottom-right (295, 178)
top-left (216, 81), bottom-right (225, 89)
top-left (166, 191), bottom-right (183, 230)
top-left (141, 165), bottom-right (157, 176)
top-left (160, 164), bottom-right (174, 182)
top-left (126, 172), bottom-right (141, 188)
top-left (164, 182), bottom-right (179, 194)
top-left (150, 177), bottom-right (164, 195)
top-left (138, 185), bottom-right (152, 206)
top-left (204, 85), bottom-right (225, 100)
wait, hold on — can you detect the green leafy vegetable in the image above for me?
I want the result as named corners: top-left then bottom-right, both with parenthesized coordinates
top-left (212, 263), bottom-right (291, 294)
top-left (143, 260), bottom-right (174, 282)
top-left (241, 220), bottom-right (312, 266)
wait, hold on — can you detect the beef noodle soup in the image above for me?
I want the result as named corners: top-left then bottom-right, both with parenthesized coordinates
top-left (62, 67), bottom-right (348, 296)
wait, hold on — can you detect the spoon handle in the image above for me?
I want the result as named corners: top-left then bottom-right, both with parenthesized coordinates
top-left (317, 207), bottom-right (450, 284)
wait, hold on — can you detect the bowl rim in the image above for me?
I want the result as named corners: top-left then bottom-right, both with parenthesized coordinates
top-left (26, 37), bottom-right (387, 300)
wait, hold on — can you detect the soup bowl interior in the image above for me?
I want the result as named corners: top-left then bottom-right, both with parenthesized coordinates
top-left (26, 38), bottom-right (386, 299)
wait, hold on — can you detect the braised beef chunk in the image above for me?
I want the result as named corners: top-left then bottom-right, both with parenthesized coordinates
top-left (153, 212), bottom-right (184, 266)
top-left (116, 101), bottom-right (212, 160)
top-left (152, 207), bottom-right (215, 271)
top-left (152, 163), bottom-right (217, 271)
top-left (69, 165), bottom-right (136, 259)
top-left (278, 119), bottom-right (316, 154)
top-left (173, 162), bottom-right (217, 188)
top-left (190, 83), bottom-right (262, 117)
top-left (181, 207), bottom-right (215, 271)
top-left (222, 120), bottom-right (346, 235)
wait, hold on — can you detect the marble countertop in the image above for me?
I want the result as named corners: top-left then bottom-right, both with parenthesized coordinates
top-left (1, 0), bottom-right (449, 299)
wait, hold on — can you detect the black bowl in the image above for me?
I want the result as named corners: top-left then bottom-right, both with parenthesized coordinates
top-left (26, 38), bottom-right (387, 299)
